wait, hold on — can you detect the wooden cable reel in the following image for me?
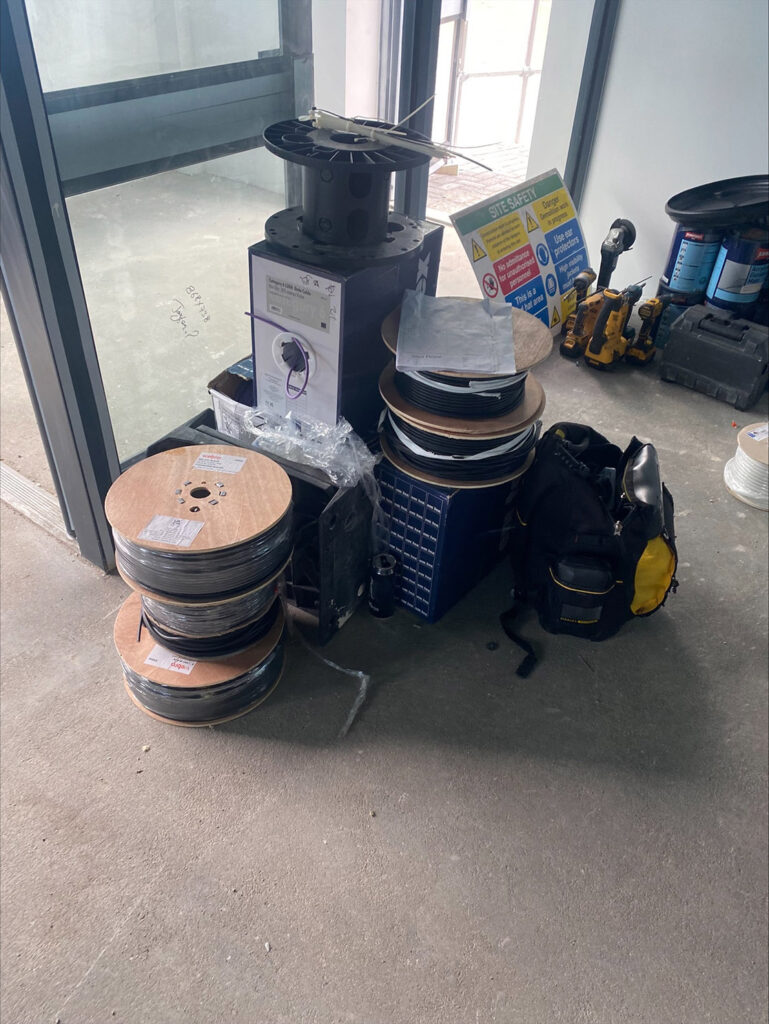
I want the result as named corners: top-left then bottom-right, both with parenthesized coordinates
top-left (378, 360), bottom-right (548, 487)
top-left (105, 446), bottom-right (293, 601)
top-left (106, 447), bottom-right (294, 723)
top-left (115, 593), bottom-right (286, 727)
top-left (380, 301), bottom-right (554, 373)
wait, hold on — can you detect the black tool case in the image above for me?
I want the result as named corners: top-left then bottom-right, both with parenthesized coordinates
top-left (660, 305), bottom-right (769, 409)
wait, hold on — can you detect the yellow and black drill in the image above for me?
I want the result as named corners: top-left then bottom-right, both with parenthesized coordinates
top-left (560, 267), bottom-right (597, 339)
top-left (560, 289), bottom-right (605, 357)
top-left (583, 284), bottom-right (644, 369)
top-left (624, 295), bottom-right (672, 364)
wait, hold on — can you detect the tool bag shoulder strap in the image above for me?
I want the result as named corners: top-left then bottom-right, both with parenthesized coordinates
top-left (503, 422), bottom-right (678, 676)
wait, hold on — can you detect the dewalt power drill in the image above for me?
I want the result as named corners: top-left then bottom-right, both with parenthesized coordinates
top-left (560, 218), bottom-right (635, 354)
top-left (560, 290), bottom-right (605, 358)
top-left (560, 268), bottom-right (597, 339)
top-left (624, 295), bottom-right (672, 364)
top-left (597, 219), bottom-right (636, 288)
top-left (583, 284), bottom-right (644, 369)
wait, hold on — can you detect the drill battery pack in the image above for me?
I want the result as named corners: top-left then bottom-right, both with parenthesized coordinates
top-left (660, 305), bottom-right (769, 410)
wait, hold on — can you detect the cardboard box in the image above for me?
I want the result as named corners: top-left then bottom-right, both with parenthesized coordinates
top-left (207, 355), bottom-right (255, 443)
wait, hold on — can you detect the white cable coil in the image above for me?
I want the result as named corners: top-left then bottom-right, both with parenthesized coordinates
top-left (724, 443), bottom-right (769, 510)
top-left (386, 411), bottom-right (535, 462)
top-left (401, 369), bottom-right (526, 396)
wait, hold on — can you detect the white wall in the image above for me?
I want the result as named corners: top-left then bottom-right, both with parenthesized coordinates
top-left (312, 0), bottom-right (347, 112)
top-left (533, 0), bottom-right (769, 296)
top-left (527, 0), bottom-right (594, 178)
top-left (344, 0), bottom-right (382, 117)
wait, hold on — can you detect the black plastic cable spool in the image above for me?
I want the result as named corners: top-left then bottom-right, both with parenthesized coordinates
top-left (263, 116), bottom-right (431, 249)
top-left (665, 175), bottom-right (769, 228)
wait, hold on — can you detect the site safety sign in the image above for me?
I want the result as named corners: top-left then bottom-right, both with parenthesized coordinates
top-left (450, 169), bottom-right (590, 330)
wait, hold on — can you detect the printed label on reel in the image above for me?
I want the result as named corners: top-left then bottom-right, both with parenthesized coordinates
top-left (144, 645), bottom-right (196, 674)
top-left (192, 452), bottom-right (247, 475)
top-left (138, 514), bottom-right (205, 547)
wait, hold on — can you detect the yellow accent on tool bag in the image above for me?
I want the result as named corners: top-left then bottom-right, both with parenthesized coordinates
top-left (631, 535), bottom-right (677, 616)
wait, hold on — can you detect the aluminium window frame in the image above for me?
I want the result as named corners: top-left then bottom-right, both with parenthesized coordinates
top-left (0, 0), bottom-right (311, 569)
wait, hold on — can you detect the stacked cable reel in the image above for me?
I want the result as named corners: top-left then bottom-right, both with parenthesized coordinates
top-left (378, 303), bottom-right (551, 488)
top-left (106, 446), bottom-right (293, 726)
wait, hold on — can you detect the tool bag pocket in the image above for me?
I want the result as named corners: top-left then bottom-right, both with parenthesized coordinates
top-left (629, 483), bottom-right (678, 617)
top-left (543, 555), bottom-right (616, 638)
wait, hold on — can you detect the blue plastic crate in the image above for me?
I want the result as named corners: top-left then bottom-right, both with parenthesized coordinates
top-left (375, 459), bottom-right (521, 622)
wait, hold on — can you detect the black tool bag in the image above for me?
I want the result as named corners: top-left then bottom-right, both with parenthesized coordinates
top-left (502, 422), bottom-right (678, 676)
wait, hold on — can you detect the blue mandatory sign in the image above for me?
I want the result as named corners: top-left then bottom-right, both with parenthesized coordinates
top-left (545, 273), bottom-right (557, 297)
top-left (536, 243), bottom-right (550, 266)
top-left (505, 276), bottom-right (547, 318)
top-left (555, 246), bottom-right (589, 293)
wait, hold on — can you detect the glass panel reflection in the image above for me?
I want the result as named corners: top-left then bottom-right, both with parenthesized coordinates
top-left (65, 150), bottom-right (285, 459)
top-left (26, 0), bottom-right (281, 90)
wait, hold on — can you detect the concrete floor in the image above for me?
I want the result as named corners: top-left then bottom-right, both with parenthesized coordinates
top-left (1, 297), bottom-right (56, 494)
top-left (2, 338), bottom-right (768, 1022)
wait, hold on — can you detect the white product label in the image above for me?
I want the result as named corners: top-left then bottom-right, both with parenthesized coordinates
top-left (138, 514), bottom-right (204, 547)
top-left (747, 424), bottom-right (769, 442)
top-left (266, 276), bottom-right (331, 332)
top-left (192, 451), bottom-right (247, 474)
top-left (251, 256), bottom-right (342, 426)
top-left (144, 644), bottom-right (196, 674)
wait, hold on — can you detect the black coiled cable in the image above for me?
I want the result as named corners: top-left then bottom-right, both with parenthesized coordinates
top-left (114, 507), bottom-right (293, 600)
top-left (122, 632), bottom-right (286, 724)
top-left (382, 410), bottom-right (539, 483)
top-left (392, 416), bottom-right (525, 456)
top-left (139, 596), bottom-right (280, 660)
top-left (393, 368), bottom-right (527, 418)
top-left (142, 582), bottom-right (277, 637)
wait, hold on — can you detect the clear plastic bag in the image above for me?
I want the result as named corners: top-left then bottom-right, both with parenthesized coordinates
top-left (244, 408), bottom-right (378, 500)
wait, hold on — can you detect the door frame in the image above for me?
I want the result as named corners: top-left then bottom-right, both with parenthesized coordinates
top-left (0, 0), bottom-right (311, 568)
top-left (1, 0), bottom-right (120, 568)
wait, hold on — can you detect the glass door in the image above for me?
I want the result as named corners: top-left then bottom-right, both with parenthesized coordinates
top-left (24, 0), bottom-right (308, 462)
top-left (6, 0), bottom-right (569, 568)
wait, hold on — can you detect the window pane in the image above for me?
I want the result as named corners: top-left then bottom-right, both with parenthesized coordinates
top-left (24, 0), bottom-right (291, 460)
top-left (455, 75), bottom-right (524, 147)
top-left (26, 0), bottom-right (282, 91)
top-left (462, 0), bottom-right (533, 74)
top-left (65, 149), bottom-right (285, 459)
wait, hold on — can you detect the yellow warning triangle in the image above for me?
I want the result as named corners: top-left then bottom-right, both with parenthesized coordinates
top-left (550, 306), bottom-right (561, 327)
top-left (526, 212), bottom-right (539, 233)
top-left (471, 238), bottom-right (487, 262)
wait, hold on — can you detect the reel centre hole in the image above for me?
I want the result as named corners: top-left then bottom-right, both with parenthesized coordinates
top-left (190, 486), bottom-right (211, 499)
